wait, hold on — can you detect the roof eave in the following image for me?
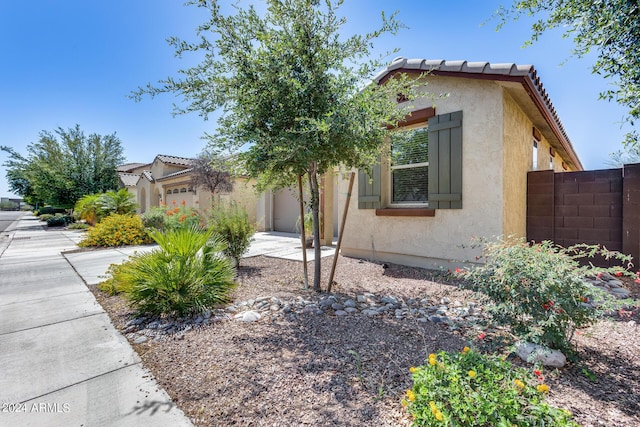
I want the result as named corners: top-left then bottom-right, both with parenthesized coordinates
top-left (379, 66), bottom-right (584, 171)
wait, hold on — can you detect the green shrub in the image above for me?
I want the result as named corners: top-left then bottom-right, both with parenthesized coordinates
top-left (38, 206), bottom-right (66, 215)
top-left (456, 237), bottom-right (632, 351)
top-left (208, 203), bottom-right (255, 267)
top-left (106, 226), bottom-right (236, 317)
top-left (404, 348), bottom-right (578, 426)
top-left (141, 208), bottom-right (167, 231)
top-left (78, 214), bottom-right (152, 247)
top-left (46, 215), bottom-right (74, 227)
top-left (67, 222), bottom-right (90, 230)
top-left (39, 214), bottom-right (54, 222)
top-left (143, 201), bottom-right (203, 232)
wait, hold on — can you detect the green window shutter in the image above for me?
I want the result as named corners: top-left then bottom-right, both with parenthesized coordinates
top-left (428, 111), bottom-right (463, 209)
top-left (358, 162), bottom-right (381, 209)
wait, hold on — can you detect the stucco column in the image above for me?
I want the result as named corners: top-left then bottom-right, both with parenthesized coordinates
top-left (255, 189), bottom-right (273, 232)
top-left (320, 172), bottom-right (334, 246)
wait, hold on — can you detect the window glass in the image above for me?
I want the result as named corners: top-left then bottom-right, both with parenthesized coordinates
top-left (390, 127), bottom-right (429, 204)
top-left (532, 139), bottom-right (539, 171)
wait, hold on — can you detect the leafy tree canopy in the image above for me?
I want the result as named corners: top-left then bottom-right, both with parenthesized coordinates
top-left (1, 125), bottom-right (126, 208)
top-left (134, 0), bottom-right (430, 290)
top-left (496, 0), bottom-right (640, 148)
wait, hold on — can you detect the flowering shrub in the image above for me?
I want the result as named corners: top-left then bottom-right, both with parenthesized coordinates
top-left (141, 200), bottom-right (203, 232)
top-left (455, 237), bottom-right (632, 351)
top-left (79, 214), bottom-right (152, 247)
top-left (404, 348), bottom-right (578, 426)
top-left (102, 226), bottom-right (236, 316)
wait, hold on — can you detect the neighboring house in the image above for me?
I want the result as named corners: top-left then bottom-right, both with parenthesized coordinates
top-left (336, 58), bottom-right (583, 269)
top-left (117, 155), bottom-right (262, 228)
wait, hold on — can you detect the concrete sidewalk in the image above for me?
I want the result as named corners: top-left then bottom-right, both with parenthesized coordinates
top-left (0, 214), bottom-right (334, 426)
top-left (0, 213), bottom-right (192, 426)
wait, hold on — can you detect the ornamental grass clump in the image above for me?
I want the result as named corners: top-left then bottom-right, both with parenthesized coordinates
top-left (79, 214), bottom-right (152, 247)
top-left (208, 203), bottom-right (255, 267)
top-left (455, 237), bottom-right (632, 352)
top-left (404, 348), bottom-right (578, 426)
top-left (104, 225), bottom-right (236, 317)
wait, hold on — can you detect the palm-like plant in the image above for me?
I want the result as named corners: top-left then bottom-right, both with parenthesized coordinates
top-left (114, 225), bottom-right (236, 317)
top-left (74, 193), bottom-right (101, 225)
top-left (98, 188), bottom-right (137, 215)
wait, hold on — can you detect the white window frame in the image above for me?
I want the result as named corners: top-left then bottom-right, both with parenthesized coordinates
top-left (532, 139), bottom-right (539, 171)
top-left (389, 123), bottom-right (429, 207)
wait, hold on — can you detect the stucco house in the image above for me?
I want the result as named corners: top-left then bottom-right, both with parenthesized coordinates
top-left (335, 58), bottom-right (583, 269)
top-left (117, 155), bottom-right (261, 227)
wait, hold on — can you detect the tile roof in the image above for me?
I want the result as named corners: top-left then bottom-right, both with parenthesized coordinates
top-left (116, 162), bottom-right (148, 172)
top-left (156, 154), bottom-right (195, 167)
top-left (374, 57), bottom-right (582, 170)
top-left (140, 170), bottom-right (154, 182)
top-left (118, 172), bottom-right (140, 187)
top-left (156, 168), bottom-right (194, 181)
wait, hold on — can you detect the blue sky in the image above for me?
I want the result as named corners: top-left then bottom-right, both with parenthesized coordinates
top-left (0, 0), bottom-right (632, 198)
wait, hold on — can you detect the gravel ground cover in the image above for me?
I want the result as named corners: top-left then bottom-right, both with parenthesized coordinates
top-left (91, 255), bottom-right (640, 427)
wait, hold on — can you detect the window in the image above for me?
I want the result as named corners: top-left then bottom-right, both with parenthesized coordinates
top-left (532, 139), bottom-right (539, 171)
top-left (166, 189), bottom-right (171, 194)
top-left (180, 188), bottom-right (187, 193)
top-left (390, 126), bottom-right (429, 204)
top-left (358, 110), bottom-right (463, 210)
top-left (549, 156), bottom-right (554, 170)
top-left (172, 189), bottom-right (179, 194)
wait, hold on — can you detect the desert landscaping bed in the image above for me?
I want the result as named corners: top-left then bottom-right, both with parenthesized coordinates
top-left (91, 255), bottom-right (640, 426)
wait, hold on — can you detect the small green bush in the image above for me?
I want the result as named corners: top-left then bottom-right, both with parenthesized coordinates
top-left (105, 226), bottom-right (236, 317)
top-left (141, 208), bottom-right (166, 231)
top-left (67, 222), bottom-right (90, 230)
top-left (208, 203), bottom-right (255, 267)
top-left (39, 214), bottom-right (54, 222)
top-left (38, 206), bottom-right (66, 216)
top-left (46, 215), bottom-right (74, 227)
top-left (404, 348), bottom-right (578, 426)
top-left (456, 237), bottom-right (632, 351)
top-left (78, 214), bottom-right (152, 247)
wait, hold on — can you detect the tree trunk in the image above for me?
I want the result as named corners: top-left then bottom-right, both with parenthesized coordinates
top-left (307, 165), bottom-right (322, 292)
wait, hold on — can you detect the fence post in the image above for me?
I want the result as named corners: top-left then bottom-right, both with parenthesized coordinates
top-left (622, 163), bottom-right (640, 270)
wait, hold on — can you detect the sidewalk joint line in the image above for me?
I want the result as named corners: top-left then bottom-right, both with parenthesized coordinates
top-left (0, 312), bottom-right (105, 336)
top-left (17, 361), bottom-right (144, 405)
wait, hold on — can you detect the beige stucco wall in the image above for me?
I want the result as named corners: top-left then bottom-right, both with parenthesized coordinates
top-left (339, 76), bottom-right (505, 269)
top-left (502, 92), bottom-right (533, 237)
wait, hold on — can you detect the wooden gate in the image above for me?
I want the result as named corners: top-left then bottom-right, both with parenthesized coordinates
top-left (527, 163), bottom-right (640, 267)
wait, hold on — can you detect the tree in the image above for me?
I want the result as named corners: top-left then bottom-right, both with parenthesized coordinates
top-left (1, 125), bottom-right (126, 208)
top-left (189, 151), bottom-right (234, 199)
top-left (496, 0), bottom-right (640, 147)
top-left (606, 145), bottom-right (640, 168)
top-left (134, 0), bottom-right (427, 291)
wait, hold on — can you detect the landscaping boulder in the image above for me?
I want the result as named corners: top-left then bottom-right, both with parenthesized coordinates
top-left (515, 342), bottom-right (566, 368)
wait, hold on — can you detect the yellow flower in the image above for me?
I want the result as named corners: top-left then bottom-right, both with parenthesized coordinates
top-left (537, 384), bottom-right (550, 393)
top-left (435, 411), bottom-right (444, 421)
top-left (429, 401), bottom-right (438, 413)
top-left (514, 379), bottom-right (525, 389)
top-left (462, 346), bottom-right (470, 353)
top-left (409, 366), bottom-right (418, 373)
top-left (406, 389), bottom-right (416, 402)
top-left (468, 370), bottom-right (476, 378)
top-left (429, 354), bottom-right (437, 366)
